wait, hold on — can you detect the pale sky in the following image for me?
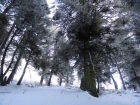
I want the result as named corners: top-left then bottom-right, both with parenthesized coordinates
top-left (46, 0), bottom-right (56, 6)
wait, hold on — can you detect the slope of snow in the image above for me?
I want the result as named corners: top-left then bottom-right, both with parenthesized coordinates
top-left (0, 84), bottom-right (139, 105)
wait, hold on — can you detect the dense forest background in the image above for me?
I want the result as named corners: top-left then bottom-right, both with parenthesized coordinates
top-left (0, 0), bottom-right (140, 97)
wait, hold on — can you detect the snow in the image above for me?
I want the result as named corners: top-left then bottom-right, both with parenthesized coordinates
top-left (0, 84), bottom-right (139, 105)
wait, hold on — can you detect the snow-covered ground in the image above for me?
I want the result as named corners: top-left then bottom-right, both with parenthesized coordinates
top-left (0, 84), bottom-right (139, 105)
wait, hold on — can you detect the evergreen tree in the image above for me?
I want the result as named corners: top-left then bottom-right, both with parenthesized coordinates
top-left (0, 0), bottom-right (50, 85)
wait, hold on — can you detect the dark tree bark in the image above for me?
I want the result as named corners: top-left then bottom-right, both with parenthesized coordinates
top-left (115, 59), bottom-right (126, 90)
top-left (132, 68), bottom-right (140, 87)
top-left (0, 29), bottom-right (17, 83)
top-left (17, 51), bottom-right (31, 85)
top-left (6, 48), bottom-right (24, 84)
top-left (80, 44), bottom-right (98, 97)
top-left (0, 21), bottom-right (16, 52)
top-left (110, 56), bottom-right (124, 90)
top-left (0, 22), bottom-right (16, 83)
top-left (3, 36), bottom-right (24, 77)
top-left (1, 76), bottom-right (7, 86)
top-left (97, 77), bottom-right (100, 93)
top-left (59, 77), bottom-right (62, 86)
top-left (6, 32), bottom-right (28, 84)
top-left (47, 72), bottom-right (52, 86)
top-left (40, 75), bottom-right (44, 85)
top-left (111, 74), bottom-right (118, 90)
top-left (3, 48), bottom-right (17, 77)
top-left (65, 75), bottom-right (69, 87)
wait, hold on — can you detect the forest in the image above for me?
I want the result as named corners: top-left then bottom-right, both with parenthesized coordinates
top-left (0, 0), bottom-right (140, 98)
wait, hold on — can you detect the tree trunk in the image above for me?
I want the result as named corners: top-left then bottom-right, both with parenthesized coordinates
top-left (40, 75), bottom-right (44, 85)
top-left (115, 59), bottom-right (126, 90)
top-left (17, 51), bottom-right (31, 85)
top-left (6, 48), bottom-right (24, 84)
top-left (111, 74), bottom-right (118, 90)
top-left (97, 77), bottom-right (100, 93)
top-left (0, 22), bottom-right (16, 83)
top-left (132, 68), bottom-right (140, 87)
top-left (65, 75), bottom-right (69, 87)
top-left (59, 77), bottom-right (62, 86)
top-left (6, 33), bottom-right (27, 84)
top-left (3, 34), bottom-right (25, 77)
top-left (0, 30), bottom-right (17, 83)
top-left (0, 21), bottom-right (16, 52)
top-left (3, 48), bottom-right (18, 77)
top-left (47, 73), bottom-right (52, 86)
top-left (80, 43), bottom-right (98, 97)
top-left (88, 52), bottom-right (98, 97)
top-left (1, 76), bottom-right (7, 86)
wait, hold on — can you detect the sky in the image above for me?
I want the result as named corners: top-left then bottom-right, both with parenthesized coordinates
top-left (46, 0), bottom-right (56, 7)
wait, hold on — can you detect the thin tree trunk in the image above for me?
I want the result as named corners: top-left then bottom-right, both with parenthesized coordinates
top-left (88, 52), bottom-right (98, 97)
top-left (2, 35), bottom-right (25, 79)
top-left (0, 21), bottom-right (16, 52)
top-left (3, 48), bottom-right (17, 77)
top-left (111, 74), bottom-right (118, 90)
top-left (115, 59), bottom-right (126, 90)
top-left (59, 77), bottom-right (62, 86)
top-left (3, 38), bottom-right (24, 77)
top-left (6, 48), bottom-right (24, 84)
top-left (132, 68), bottom-right (140, 87)
top-left (17, 51), bottom-right (31, 85)
top-left (6, 32), bottom-right (27, 84)
top-left (47, 73), bottom-right (52, 86)
top-left (97, 77), bottom-right (100, 93)
top-left (65, 74), bottom-right (69, 87)
top-left (0, 22), bottom-right (16, 82)
top-left (0, 30), bottom-right (17, 83)
top-left (40, 75), bottom-right (44, 85)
